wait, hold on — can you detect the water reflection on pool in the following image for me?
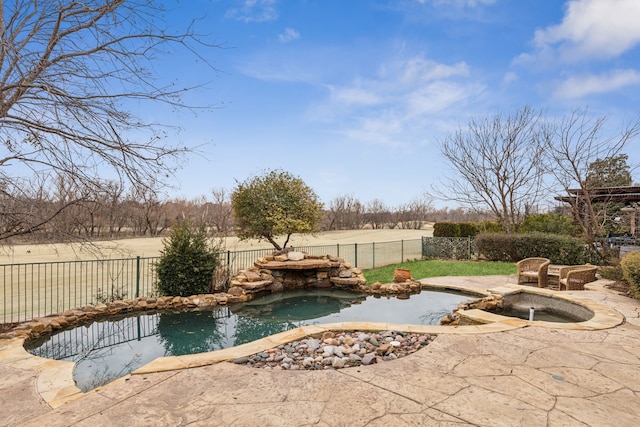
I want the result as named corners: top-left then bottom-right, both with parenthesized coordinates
top-left (24, 289), bottom-right (473, 392)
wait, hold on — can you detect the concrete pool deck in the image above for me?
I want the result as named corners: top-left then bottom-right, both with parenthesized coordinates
top-left (1, 275), bottom-right (640, 426)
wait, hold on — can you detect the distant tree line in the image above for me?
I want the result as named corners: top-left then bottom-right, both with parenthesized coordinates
top-left (323, 193), bottom-right (493, 231)
top-left (0, 177), bottom-right (492, 244)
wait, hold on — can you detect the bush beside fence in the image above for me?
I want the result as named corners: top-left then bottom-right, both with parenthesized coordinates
top-left (2, 239), bottom-right (423, 324)
top-left (422, 235), bottom-right (601, 265)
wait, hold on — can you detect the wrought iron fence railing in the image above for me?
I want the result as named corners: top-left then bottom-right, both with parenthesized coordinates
top-left (2, 239), bottom-right (423, 324)
top-left (421, 236), bottom-right (476, 260)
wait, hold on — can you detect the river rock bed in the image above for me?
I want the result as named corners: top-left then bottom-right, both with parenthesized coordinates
top-left (232, 330), bottom-right (436, 370)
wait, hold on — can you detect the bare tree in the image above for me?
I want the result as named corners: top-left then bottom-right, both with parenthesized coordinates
top-left (206, 187), bottom-right (234, 236)
top-left (101, 180), bottom-right (127, 238)
top-left (0, 0), bottom-right (218, 242)
top-left (0, 174), bottom-right (65, 242)
top-left (127, 187), bottom-right (168, 237)
top-left (436, 106), bottom-right (546, 233)
top-left (364, 199), bottom-right (390, 229)
top-left (401, 194), bottom-right (435, 230)
top-left (326, 194), bottom-right (364, 230)
top-left (543, 108), bottom-right (640, 242)
top-left (50, 174), bottom-right (93, 238)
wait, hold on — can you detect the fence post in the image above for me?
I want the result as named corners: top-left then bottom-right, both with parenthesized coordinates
top-left (467, 236), bottom-right (471, 260)
top-left (354, 243), bottom-right (358, 268)
top-left (401, 240), bottom-right (404, 263)
top-left (337, 243), bottom-right (340, 258)
top-left (372, 242), bottom-right (376, 269)
top-left (135, 256), bottom-right (141, 298)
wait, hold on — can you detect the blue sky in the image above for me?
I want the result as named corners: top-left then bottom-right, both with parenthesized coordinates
top-left (156, 0), bottom-right (640, 208)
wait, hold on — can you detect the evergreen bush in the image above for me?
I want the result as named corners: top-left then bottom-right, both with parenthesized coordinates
top-left (433, 222), bottom-right (460, 237)
top-left (433, 222), bottom-right (479, 237)
top-left (518, 213), bottom-right (578, 235)
top-left (621, 250), bottom-right (640, 298)
top-left (477, 221), bottom-right (504, 233)
top-left (156, 222), bottom-right (221, 297)
top-left (458, 222), bottom-right (479, 237)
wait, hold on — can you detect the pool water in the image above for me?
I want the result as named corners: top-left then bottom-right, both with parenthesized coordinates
top-left (24, 289), bottom-right (473, 392)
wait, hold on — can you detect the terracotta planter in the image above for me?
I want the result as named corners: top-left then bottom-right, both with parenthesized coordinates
top-left (393, 268), bottom-right (412, 283)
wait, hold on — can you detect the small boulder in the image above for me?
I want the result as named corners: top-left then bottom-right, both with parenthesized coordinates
top-left (287, 251), bottom-right (305, 261)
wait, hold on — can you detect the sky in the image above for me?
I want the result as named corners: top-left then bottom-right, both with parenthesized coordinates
top-left (151, 0), bottom-right (640, 209)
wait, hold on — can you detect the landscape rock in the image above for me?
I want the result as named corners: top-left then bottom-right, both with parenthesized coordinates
top-left (234, 330), bottom-right (435, 371)
top-left (287, 251), bottom-right (305, 261)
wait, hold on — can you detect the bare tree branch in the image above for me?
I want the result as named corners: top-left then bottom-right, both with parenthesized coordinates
top-left (543, 107), bottom-right (640, 241)
top-left (0, 0), bottom-right (221, 243)
top-left (435, 106), bottom-right (546, 233)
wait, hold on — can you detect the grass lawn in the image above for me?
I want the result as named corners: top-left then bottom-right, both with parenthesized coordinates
top-left (363, 259), bottom-right (516, 284)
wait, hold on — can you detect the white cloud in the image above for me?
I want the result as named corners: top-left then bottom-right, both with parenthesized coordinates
top-left (502, 72), bottom-right (518, 85)
top-left (417, 0), bottom-right (496, 7)
top-left (314, 54), bottom-right (483, 147)
top-left (328, 85), bottom-right (380, 106)
top-left (554, 69), bottom-right (640, 98)
top-left (225, 0), bottom-right (278, 23)
top-left (342, 114), bottom-right (406, 147)
top-left (405, 81), bottom-right (476, 117)
top-left (278, 27), bottom-right (300, 43)
top-left (532, 0), bottom-right (640, 62)
top-left (400, 57), bottom-right (469, 82)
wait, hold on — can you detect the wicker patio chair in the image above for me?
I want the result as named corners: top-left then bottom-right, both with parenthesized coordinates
top-left (558, 265), bottom-right (598, 291)
top-left (516, 257), bottom-right (551, 288)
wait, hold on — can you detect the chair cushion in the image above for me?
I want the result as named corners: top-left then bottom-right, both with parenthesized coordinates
top-left (521, 271), bottom-right (538, 276)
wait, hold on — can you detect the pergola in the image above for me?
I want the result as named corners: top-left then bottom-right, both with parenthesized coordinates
top-left (555, 186), bottom-right (640, 237)
top-left (555, 186), bottom-right (640, 204)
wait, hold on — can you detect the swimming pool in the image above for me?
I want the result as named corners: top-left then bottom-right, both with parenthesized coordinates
top-left (24, 289), bottom-right (474, 392)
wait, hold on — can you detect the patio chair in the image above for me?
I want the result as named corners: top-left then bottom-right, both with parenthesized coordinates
top-left (558, 265), bottom-right (598, 291)
top-left (516, 257), bottom-right (551, 288)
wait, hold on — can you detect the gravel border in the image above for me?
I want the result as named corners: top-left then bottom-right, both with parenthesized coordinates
top-left (232, 330), bottom-right (436, 370)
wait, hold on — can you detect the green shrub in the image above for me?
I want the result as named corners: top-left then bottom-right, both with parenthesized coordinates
top-left (518, 213), bottom-right (578, 235)
top-left (475, 233), bottom-right (513, 261)
top-left (596, 246), bottom-right (621, 266)
top-left (458, 223), bottom-right (479, 237)
top-left (621, 251), bottom-right (640, 298)
top-left (433, 222), bottom-right (478, 237)
top-left (433, 222), bottom-right (460, 237)
top-left (477, 221), bottom-right (504, 233)
top-left (156, 221), bottom-right (221, 297)
top-left (475, 232), bottom-right (589, 264)
top-left (599, 265), bottom-right (624, 281)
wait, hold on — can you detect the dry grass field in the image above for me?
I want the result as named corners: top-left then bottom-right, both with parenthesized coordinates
top-left (0, 228), bottom-right (433, 264)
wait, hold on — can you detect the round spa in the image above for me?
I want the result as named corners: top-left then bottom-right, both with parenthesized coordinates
top-left (458, 290), bottom-right (595, 324)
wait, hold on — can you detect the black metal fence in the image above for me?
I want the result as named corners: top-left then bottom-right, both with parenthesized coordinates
top-left (1, 239), bottom-right (423, 324)
top-left (421, 236), bottom-right (476, 260)
top-left (1, 257), bottom-right (159, 325)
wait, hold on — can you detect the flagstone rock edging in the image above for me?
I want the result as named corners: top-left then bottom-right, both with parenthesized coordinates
top-left (0, 292), bottom-right (250, 341)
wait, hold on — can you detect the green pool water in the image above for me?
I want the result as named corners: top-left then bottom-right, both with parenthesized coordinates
top-left (24, 289), bottom-right (473, 392)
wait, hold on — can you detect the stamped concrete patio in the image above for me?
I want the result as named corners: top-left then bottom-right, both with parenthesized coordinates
top-left (1, 275), bottom-right (640, 426)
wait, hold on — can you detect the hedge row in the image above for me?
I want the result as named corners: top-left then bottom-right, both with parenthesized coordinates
top-left (433, 221), bottom-right (502, 237)
top-left (474, 232), bottom-right (592, 265)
